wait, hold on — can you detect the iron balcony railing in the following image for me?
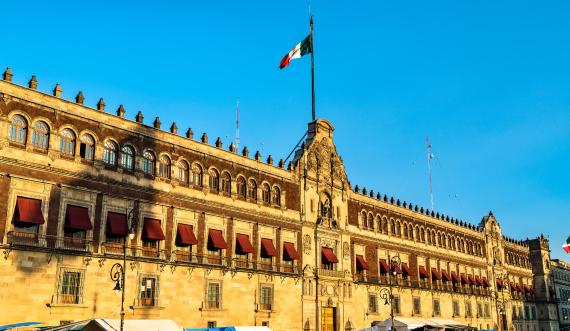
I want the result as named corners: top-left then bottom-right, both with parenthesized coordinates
top-left (7, 231), bottom-right (92, 252)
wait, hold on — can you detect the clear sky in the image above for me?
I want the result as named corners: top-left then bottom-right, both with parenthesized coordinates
top-left (2, 1), bottom-right (569, 260)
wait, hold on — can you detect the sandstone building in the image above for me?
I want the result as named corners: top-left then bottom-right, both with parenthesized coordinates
top-left (550, 259), bottom-right (570, 330)
top-left (0, 67), bottom-right (560, 331)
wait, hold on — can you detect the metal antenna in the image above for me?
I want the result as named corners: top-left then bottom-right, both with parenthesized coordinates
top-left (235, 98), bottom-right (240, 150)
top-left (426, 133), bottom-right (435, 211)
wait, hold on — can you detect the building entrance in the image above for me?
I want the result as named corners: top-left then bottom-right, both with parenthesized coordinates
top-left (321, 307), bottom-right (336, 331)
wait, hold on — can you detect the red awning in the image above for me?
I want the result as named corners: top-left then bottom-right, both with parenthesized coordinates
top-left (235, 234), bottom-right (254, 254)
top-left (176, 224), bottom-right (198, 246)
top-left (461, 273), bottom-right (469, 285)
top-left (208, 229), bottom-right (228, 249)
top-left (523, 285), bottom-right (531, 293)
top-left (401, 263), bottom-right (412, 277)
top-left (143, 218), bottom-right (165, 240)
top-left (392, 261), bottom-right (402, 274)
top-left (106, 212), bottom-right (127, 236)
top-left (283, 242), bottom-right (300, 261)
top-left (451, 272), bottom-right (461, 283)
top-left (321, 247), bottom-right (338, 263)
top-left (482, 277), bottom-right (491, 288)
top-left (475, 276), bottom-right (484, 287)
top-left (379, 259), bottom-right (390, 274)
top-left (261, 238), bottom-right (277, 257)
top-left (431, 268), bottom-right (442, 280)
top-left (15, 197), bottom-right (45, 225)
top-left (530, 286), bottom-right (535, 294)
top-left (468, 274), bottom-right (476, 285)
top-left (419, 266), bottom-right (429, 279)
top-left (356, 255), bottom-right (369, 270)
top-left (65, 205), bottom-right (92, 231)
top-left (516, 284), bottom-right (523, 293)
top-left (496, 278), bottom-right (504, 289)
top-left (441, 270), bottom-right (452, 282)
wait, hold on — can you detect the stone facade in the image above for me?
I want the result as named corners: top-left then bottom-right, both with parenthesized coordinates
top-left (551, 259), bottom-right (570, 330)
top-left (0, 70), bottom-right (559, 331)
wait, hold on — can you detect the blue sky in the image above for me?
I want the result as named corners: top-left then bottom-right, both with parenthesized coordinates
top-left (2, 1), bottom-right (569, 260)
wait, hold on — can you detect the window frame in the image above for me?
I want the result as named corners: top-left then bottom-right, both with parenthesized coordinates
top-left (103, 140), bottom-right (118, 166)
top-left (259, 284), bottom-right (274, 311)
top-left (56, 267), bottom-right (85, 305)
top-left (31, 121), bottom-right (49, 150)
top-left (368, 293), bottom-right (378, 314)
top-left (142, 150), bottom-right (156, 176)
top-left (158, 155), bottom-right (171, 179)
top-left (8, 115), bottom-right (27, 145)
top-left (206, 280), bottom-right (222, 310)
top-left (79, 134), bottom-right (95, 161)
top-left (139, 274), bottom-right (159, 307)
top-left (59, 128), bottom-right (76, 157)
top-left (119, 145), bottom-right (135, 171)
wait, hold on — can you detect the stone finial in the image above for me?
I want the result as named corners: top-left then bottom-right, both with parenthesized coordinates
top-left (390, 197), bottom-right (395, 204)
top-left (489, 210), bottom-right (493, 216)
top-left (116, 105), bottom-right (126, 117)
top-left (186, 128), bottom-right (194, 139)
top-left (383, 195), bottom-right (388, 202)
top-left (354, 185), bottom-right (360, 193)
top-left (369, 190), bottom-right (374, 198)
top-left (402, 201), bottom-right (407, 208)
top-left (420, 207), bottom-right (424, 213)
top-left (446, 216), bottom-right (450, 221)
top-left (2, 67), bottom-right (13, 81)
top-left (97, 98), bottom-right (105, 111)
top-left (229, 142), bottom-right (237, 153)
top-left (267, 155), bottom-right (273, 165)
top-left (242, 146), bottom-right (249, 157)
top-left (153, 117), bottom-right (161, 129)
top-left (362, 187), bottom-right (367, 195)
top-left (135, 111), bottom-right (144, 123)
top-left (414, 205), bottom-right (419, 212)
top-left (396, 198), bottom-right (401, 206)
top-left (170, 122), bottom-right (178, 134)
top-left (431, 210), bottom-right (435, 217)
top-left (376, 192), bottom-right (381, 200)
top-left (287, 161), bottom-right (293, 170)
top-left (75, 91), bottom-right (84, 104)
top-left (201, 133), bottom-right (208, 144)
top-left (215, 137), bottom-right (222, 148)
top-left (28, 76), bottom-right (38, 89)
top-left (254, 151), bottom-right (261, 161)
top-left (278, 159), bottom-right (284, 168)
top-left (53, 83), bottom-right (62, 98)
top-left (436, 212), bottom-right (440, 219)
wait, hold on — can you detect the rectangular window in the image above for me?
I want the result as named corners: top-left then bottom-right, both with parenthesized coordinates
top-left (465, 302), bottom-right (472, 317)
top-left (393, 295), bottom-right (401, 314)
top-left (139, 276), bottom-right (158, 306)
top-left (484, 303), bottom-right (490, 317)
top-left (532, 307), bottom-right (536, 320)
top-left (413, 297), bottom-right (421, 315)
top-left (453, 300), bottom-right (460, 317)
top-left (525, 306), bottom-right (530, 320)
top-left (207, 321), bottom-right (217, 328)
top-left (206, 281), bottom-right (221, 309)
top-left (56, 269), bottom-right (84, 304)
top-left (259, 285), bottom-right (273, 311)
top-left (477, 302), bottom-right (483, 317)
top-left (433, 299), bottom-right (441, 316)
top-left (368, 293), bottom-right (378, 314)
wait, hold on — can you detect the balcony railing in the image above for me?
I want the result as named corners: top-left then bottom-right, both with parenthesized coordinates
top-left (7, 231), bottom-right (92, 252)
top-left (318, 268), bottom-right (346, 278)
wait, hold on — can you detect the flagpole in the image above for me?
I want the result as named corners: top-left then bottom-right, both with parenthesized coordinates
top-left (310, 16), bottom-right (316, 122)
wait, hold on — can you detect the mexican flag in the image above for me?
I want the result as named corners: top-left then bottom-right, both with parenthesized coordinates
top-left (279, 34), bottom-right (312, 69)
top-left (563, 236), bottom-right (570, 253)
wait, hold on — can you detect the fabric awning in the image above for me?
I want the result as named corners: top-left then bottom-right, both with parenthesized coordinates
top-left (482, 277), bottom-right (491, 287)
top-left (235, 234), bottom-right (254, 254)
top-left (475, 276), bottom-right (483, 287)
top-left (176, 224), bottom-right (198, 246)
top-left (509, 282), bottom-right (515, 291)
top-left (496, 278), bottom-right (504, 289)
top-left (106, 212), bottom-right (127, 236)
top-left (356, 255), bottom-right (369, 270)
top-left (65, 205), bottom-right (92, 231)
top-left (379, 259), bottom-right (390, 274)
top-left (460, 273), bottom-right (469, 285)
top-left (401, 263), bottom-right (412, 277)
top-left (391, 261), bottom-right (402, 274)
top-left (441, 270), bottom-right (452, 282)
top-left (419, 266), bottom-right (429, 279)
top-left (468, 274), bottom-right (476, 285)
top-left (143, 218), bottom-right (165, 240)
top-left (516, 284), bottom-right (523, 293)
top-left (451, 271), bottom-right (461, 283)
top-left (208, 229), bottom-right (228, 249)
top-left (14, 197), bottom-right (45, 225)
top-left (283, 242), bottom-right (300, 261)
top-left (523, 284), bottom-right (531, 293)
top-left (261, 238), bottom-right (277, 257)
top-left (321, 247), bottom-right (338, 263)
top-left (431, 268), bottom-right (442, 280)
top-left (530, 286), bottom-right (535, 294)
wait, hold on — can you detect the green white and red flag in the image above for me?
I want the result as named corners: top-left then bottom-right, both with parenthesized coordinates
top-left (279, 34), bottom-right (312, 69)
top-left (563, 236), bottom-right (570, 254)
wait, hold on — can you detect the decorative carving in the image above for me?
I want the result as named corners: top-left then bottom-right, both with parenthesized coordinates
top-left (303, 235), bottom-right (312, 255)
top-left (98, 257), bottom-right (105, 268)
top-left (129, 261), bottom-right (138, 271)
top-left (343, 242), bottom-right (350, 258)
top-left (170, 264), bottom-right (176, 274)
top-left (83, 256), bottom-right (92, 266)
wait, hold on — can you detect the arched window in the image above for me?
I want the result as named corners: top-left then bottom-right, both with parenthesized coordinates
top-left (208, 169), bottom-right (219, 192)
top-left (191, 163), bottom-right (203, 187)
top-left (271, 186), bottom-right (281, 206)
top-left (59, 129), bottom-right (76, 156)
top-left (237, 176), bottom-right (246, 200)
top-left (247, 179), bottom-right (257, 201)
top-left (361, 211), bottom-right (367, 228)
top-left (158, 155), bottom-right (171, 179)
top-left (261, 183), bottom-right (271, 204)
top-left (221, 172), bottom-right (231, 196)
top-left (177, 160), bottom-right (189, 184)
top-left (9, 115), bottom-right (27, 145)
top-left (119, 145), bottom-right (135, 170)
top-left (391, 220), bottom-right (396, 235)
top-left (31, 121), bottom-right (49, 149)
top-left (367, 213), bottom-right (374, 229)
top-left (142, 151), bottom-right (155, 175)
top-left (103, 141), bottom-right (118, 166)
top-left (382, 219), bottom-right (388, 233)
top-left (79, 134), bottom-right (95, 160)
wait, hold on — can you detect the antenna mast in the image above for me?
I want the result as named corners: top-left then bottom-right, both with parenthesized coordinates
top-left (235, 99), bottom-right (240, 150)
top-left (426, 133), bottom-right (434, 211)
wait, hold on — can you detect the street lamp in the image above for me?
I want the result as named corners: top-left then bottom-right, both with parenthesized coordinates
top-left (109, 206), bottom-right (138, 331)
top-left (495, 273), bottom-right (510, 331)
top-left (379, 256), bottom-right (402, 331)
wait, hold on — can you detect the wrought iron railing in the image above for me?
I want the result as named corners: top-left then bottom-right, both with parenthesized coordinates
top-left (7, 231), bottom-right (92, 252)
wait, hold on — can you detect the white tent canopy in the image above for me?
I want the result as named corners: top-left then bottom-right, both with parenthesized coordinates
top-left (83, 319), bottom-right (184, 331)
top-left (360, 317), bottom-right (472, 331)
